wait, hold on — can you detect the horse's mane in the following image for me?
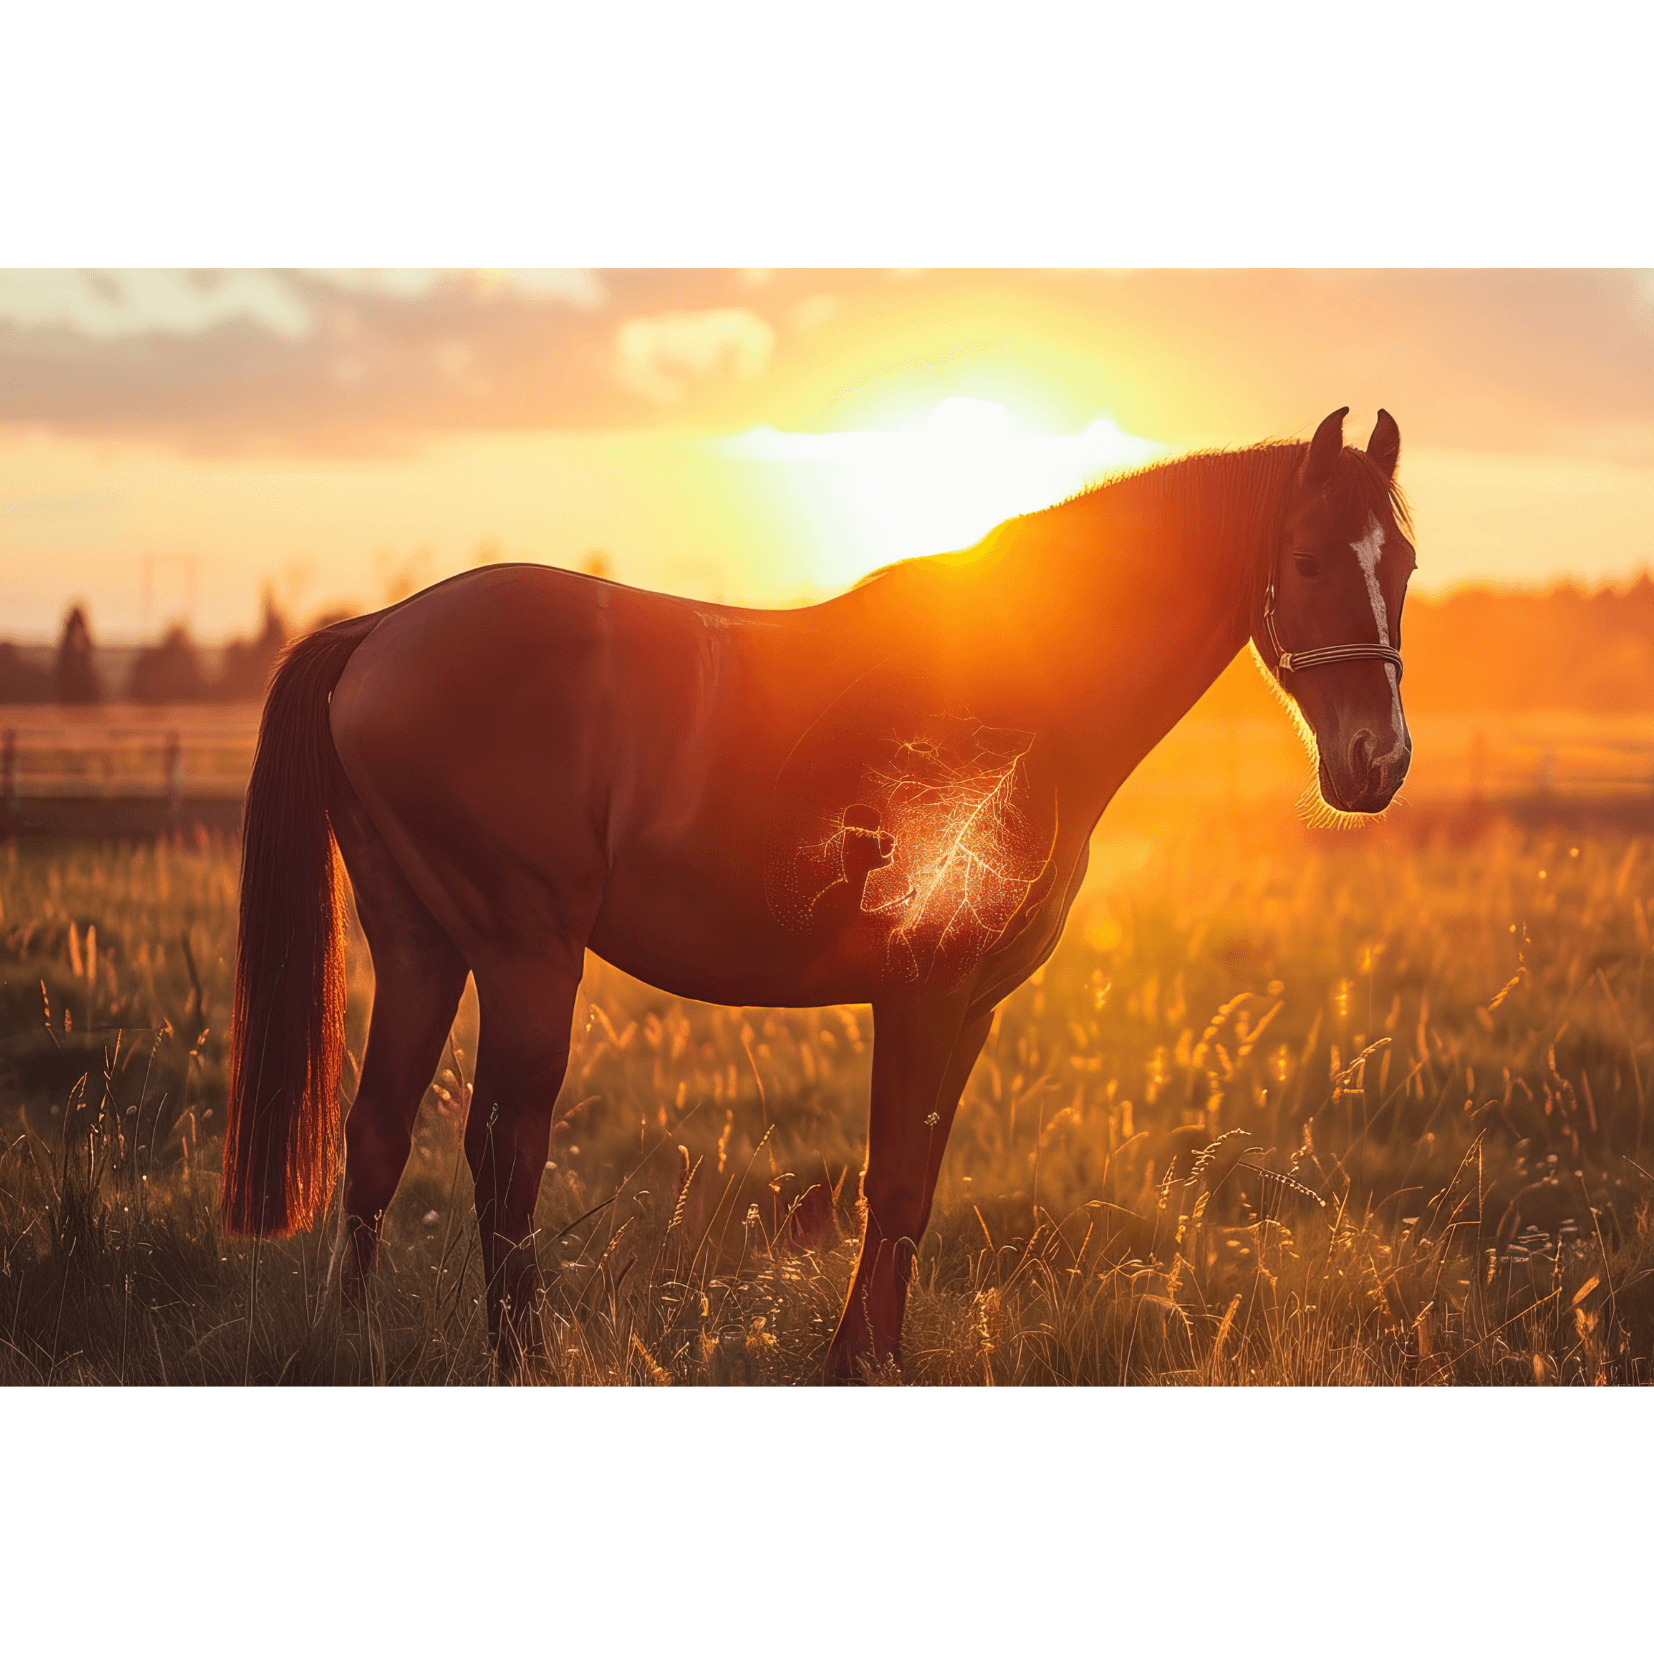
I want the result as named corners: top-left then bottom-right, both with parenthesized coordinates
top-left (851, 438), bottom-right (1411, 606)
top-left (1069, 437), bottom-right (1411, 528)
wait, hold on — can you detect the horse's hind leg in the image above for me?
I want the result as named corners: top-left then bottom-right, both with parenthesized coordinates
top-left (331, 786), bottom-right (469, 1284)
top-left (465, 949), bottom-right (583, 1365)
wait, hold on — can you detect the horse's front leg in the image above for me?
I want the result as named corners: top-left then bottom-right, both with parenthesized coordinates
top-left (826, 997), bottom-right (994, 1381)
top-left (465, 955), bottom-right (581, 1376)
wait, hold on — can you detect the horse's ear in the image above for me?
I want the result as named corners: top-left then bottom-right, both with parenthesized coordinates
top-left (1302, 406), bottom-right (1348, 491)
top-left (1367, 408), bottom-right (1400, 483)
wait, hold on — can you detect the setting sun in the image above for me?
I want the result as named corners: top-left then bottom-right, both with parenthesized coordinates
top-left (722, 395), bottom-right (1165, 587)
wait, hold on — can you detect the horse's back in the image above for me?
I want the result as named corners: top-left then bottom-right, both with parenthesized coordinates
top-left (327, 565), bottom-right (808, 976)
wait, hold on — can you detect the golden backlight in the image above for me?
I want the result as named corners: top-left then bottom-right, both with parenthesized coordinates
top-left (9, 272), bottom-right (1654, 1403)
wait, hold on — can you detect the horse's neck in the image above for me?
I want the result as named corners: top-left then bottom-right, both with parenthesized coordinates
top-left (825, 450), bottom-right (1292, 810)
top-left (994, 451), bottom-right (1293, 804)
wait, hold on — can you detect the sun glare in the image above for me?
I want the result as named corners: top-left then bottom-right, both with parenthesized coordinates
top-left (723, 397), bottom-right (1166, 590)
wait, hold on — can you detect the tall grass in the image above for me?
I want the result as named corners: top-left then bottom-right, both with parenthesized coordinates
top-left (3, 806), bottom-right (1652, 1384)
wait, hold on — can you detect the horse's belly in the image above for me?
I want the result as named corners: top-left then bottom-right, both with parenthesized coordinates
top-left (588, 936), bottom-right (877, 1010)
top-left (588, 807), bottom-right (1078, 1011)
top-left (588, 846), bottom-right (883, 1008)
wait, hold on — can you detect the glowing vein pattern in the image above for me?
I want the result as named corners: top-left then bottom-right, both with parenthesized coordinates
top-left (767, 712), bottom-right (1057, 985)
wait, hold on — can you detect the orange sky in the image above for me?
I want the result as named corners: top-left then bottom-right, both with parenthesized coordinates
top-left (1, 269), bottom-right (1651, 640)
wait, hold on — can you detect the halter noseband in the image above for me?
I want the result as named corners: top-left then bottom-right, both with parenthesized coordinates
top-left (1259, 567), bottom-right (1405, 682)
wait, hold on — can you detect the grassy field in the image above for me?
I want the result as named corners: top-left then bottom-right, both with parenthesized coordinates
top-left (2, 783), bottom-right (1653, 1385)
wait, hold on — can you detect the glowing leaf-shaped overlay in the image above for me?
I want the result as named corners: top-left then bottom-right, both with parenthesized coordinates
top-left (766, 702), bottom-right (1057, 985)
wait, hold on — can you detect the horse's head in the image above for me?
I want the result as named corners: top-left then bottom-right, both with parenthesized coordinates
top-left (1256, 406), bottom-right (1416, 816)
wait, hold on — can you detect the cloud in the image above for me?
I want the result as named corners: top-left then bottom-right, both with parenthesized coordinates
top-left (481, 269), bottom-right (606, 308)
top-left (0, 270), bottom-right (1650, 462)
top-left (304, 270), bottom-right (445, 302)
top-left (305, 268), bottom-right (607, 310)
top-left (790, 292), bottom-right (840, 331)
top-left (612, 308), bottom-right (775, 404)
top-left (0, 269), bottom-right (312, 339)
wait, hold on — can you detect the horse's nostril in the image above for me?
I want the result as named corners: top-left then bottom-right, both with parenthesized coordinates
top-left (1349, 731), bottom-right (1375, 786)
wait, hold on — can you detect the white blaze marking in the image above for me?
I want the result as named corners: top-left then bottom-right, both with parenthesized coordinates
top-left (1353, 516), bottom-right (1407, 749)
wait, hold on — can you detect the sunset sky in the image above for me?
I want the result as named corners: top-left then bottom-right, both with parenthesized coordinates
top-left (2, 267), bottom-right (1652, 641)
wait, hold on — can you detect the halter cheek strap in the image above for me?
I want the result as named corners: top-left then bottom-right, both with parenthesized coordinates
top-left (1260, 576), bottom-right (1405, 681)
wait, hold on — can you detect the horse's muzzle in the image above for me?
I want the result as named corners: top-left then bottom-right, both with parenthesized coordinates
top-left (1320, 730), bottom-right (1411, 814)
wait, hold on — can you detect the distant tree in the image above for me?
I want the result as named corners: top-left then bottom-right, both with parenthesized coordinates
top-left (129, 624), bottom-right (210, 704)
top-left (0, 643), bottom-right (52, 703)
top-left (215, 592), bottom-right (290, 700)
top-left (54, 606), bottom-right (104, 704)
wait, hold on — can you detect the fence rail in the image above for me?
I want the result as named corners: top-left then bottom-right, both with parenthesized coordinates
top-left (1, 719), bottom-right (256, 834)
top-left (1, 725), bottom-right (254, 799)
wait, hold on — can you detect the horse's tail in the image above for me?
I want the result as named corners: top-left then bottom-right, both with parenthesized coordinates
top-left (221, 612), bottom-right (380, 1237)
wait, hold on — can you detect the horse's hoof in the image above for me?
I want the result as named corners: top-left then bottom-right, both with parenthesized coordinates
top-left (822, 1343), bottom-right (901, 1385)
top-left (339, 1267), bottom-right (369, 1310)
top-left (490, 1302), bottom-right (550, 1383)
top-left (493, 1341), bottom-right (549, 1385)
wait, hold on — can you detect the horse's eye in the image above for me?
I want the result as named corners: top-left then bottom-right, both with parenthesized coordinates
top-left (1293, 553), bottom-right (1321, 578)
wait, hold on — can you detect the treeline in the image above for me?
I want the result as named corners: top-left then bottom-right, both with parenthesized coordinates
top-left (0, 598), bottom-right (291, 705)
top-left (1401, 577), bottom-right (1654, 714)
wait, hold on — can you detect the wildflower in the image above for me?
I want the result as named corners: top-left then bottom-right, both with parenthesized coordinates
top-left (744, 1203), bottom-right (761, 1227)
top-left (924, 1111), bottom-right (941, 1127)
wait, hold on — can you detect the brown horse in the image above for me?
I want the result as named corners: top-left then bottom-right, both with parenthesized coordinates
top-left (221, 406), bottom-right (1414, 1377)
